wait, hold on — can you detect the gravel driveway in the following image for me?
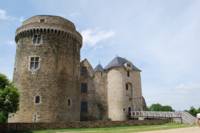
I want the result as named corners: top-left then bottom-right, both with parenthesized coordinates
top-left (139, 127), bottom-right (199, 133)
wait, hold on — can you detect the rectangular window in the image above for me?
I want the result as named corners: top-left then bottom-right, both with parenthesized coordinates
top-left (33, 34), bottom-right (42, 44)
top-left (80, 66), bottom-right (87, 76)
top-left (30, 57), bottom-right (40, 71)
top-left (81, 101), bottom-right (88, 113)
top-left (35, 96), bottom-right (41, 104)
top-left (81, 83), bottom-right (88, 93)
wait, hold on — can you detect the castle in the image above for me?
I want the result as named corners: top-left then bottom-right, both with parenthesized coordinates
top-left (8, 15), bottom-right (146, 123)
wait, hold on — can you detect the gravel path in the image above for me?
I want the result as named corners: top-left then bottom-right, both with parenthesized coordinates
top-left (139, 127), bottom-right (199, 133)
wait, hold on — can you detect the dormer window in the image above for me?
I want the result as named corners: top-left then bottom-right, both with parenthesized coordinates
top-left (127, 63), bottom-right (131, 67)
top-left (33, 34), bottom-right (42, 45)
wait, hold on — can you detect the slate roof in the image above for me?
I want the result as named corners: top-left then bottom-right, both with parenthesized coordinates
top-left (104, 56), bottom-right (141, 71)
top-left (94, 64), bottom-right (104, 72)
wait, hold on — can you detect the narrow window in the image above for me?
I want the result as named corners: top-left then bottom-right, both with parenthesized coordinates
top-left (30, 57), bottom-right (40, 71)
top-left (126, 83), bottom-right (129, 90)
top-left (127, 71), bottom-right (130, 77)
top-left (81, 101), bottom-right (88, 113)
top-left (32, 34), bottom-right (42, 44)
top-left (81, 83), bottom-right (88, 93)
top-left (128, 107), bottom-right (131, 116)
top-left (67, 99), bottom-right (71, 106)
top-left (34, 96), bottom-right (41, 104)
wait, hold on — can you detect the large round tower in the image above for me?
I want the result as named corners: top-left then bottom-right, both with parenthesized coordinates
top-left (9, 15), bottom-right (82, 123)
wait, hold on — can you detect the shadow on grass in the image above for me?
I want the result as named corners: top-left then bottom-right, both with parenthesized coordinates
top-left (6, 130), bottom-right (33, 133)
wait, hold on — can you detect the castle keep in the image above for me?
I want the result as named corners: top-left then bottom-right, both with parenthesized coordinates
top-left (9, 15), bottom-right (146, 123)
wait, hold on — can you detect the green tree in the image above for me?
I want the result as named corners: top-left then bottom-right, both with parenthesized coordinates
top-left (148, 103), bottom-right (174, 112)
top-left (187, 106), bottom-right (200, 116)
top-left (0, 73), bottom-right (19, 123)
top-left (149, 104), bottom-right (162, 111)
top-left (161, 105), bottom-right (174, 112)
top-left (0, 73), bottom-right (9, 89)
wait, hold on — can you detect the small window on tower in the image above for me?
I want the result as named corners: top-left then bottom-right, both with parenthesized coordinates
top-left (67, 98), bottom-right (72, 107)
top-left (29, 57), bottom-right (40, 71)
top-left (127, 71), bottom-right (130, 77)
top-left (40, 19), bottom-right (45, 23)
top-left (34, 96), bottom-right (41, 104)
top-left (32, 34), bottom-right (42, 44)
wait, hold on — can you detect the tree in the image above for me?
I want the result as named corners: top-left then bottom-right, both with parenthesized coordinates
top-left (148, 103), bottom-right (174, 112)
top-left (149, 104), bottom-right (162, 111)
top-left (0, 73), bottom-right (19, 123)
top-left (187, 106), bottom-right (200, 117)
top-left (161, 105), bottom-right (174, 112)
top-left (0, 73), bottom-right (9, 89)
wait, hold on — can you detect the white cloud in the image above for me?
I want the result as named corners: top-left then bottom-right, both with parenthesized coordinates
top-left (0, 9), bottom-right (9, 20)
top-left (0, 8), bottom-right (23, 22)
top-left (81, 28), bottom-right (115, 47)
top-left (6, 40), bottom-right (15, 45)
top-left (175, 83), bottom-right (200, 94)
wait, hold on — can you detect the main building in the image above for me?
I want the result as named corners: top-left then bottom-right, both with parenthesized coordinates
top-left (8, 15), bottom-right (146, 123)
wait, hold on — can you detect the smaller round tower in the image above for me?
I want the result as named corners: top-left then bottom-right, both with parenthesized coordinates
top-left (105, 57), bottom-right (144, 121)
top-left (9, 15), bottom-right (82, 123)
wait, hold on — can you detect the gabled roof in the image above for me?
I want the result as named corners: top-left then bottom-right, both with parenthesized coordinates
top-left (94, 64), bottom-right (104, 72)
top-left (104, 56), bottom-right (141, 71)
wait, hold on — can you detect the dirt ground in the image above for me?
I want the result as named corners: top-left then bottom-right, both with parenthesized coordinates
top-left (139, 127), bottom-right (200, 133)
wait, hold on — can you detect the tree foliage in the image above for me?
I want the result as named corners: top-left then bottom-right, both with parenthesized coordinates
top-left (148, 103), bottom-right (174, 112)
top-left (0, 73), bottom-right (19, 123)
top-left (187, 106), bottom-right (200, 116)
top-left (0, 73), bottom-right (9, 89)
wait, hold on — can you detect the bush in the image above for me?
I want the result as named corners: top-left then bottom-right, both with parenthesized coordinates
top-left (0, 73), bottom-right (19, 123)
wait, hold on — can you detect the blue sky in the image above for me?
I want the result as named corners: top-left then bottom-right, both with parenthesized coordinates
top-left (0, 0), bottom-right (200, 110)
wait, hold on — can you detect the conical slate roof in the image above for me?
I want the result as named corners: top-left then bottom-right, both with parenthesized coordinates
top-left (104, 56), bottom-right (141, 71)
top-left (94, 64), bottom-right (104, 72)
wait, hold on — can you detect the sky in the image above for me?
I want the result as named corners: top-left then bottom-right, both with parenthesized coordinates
top-left (0, 0), bottom-right (200, 111)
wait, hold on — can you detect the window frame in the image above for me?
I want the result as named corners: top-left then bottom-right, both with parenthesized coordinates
top-left (29, 56), bottom-right (41, 72)
top-left (80, 66), bottom-right (87, 76)
top-left (81, 83), bottom-right (88, 93)
top-left (34, 95), bottom-right (42, 105)
top-left (32, 34), bottom-right (43, 45)
top-left (81, 101), bottom-right (88, 113)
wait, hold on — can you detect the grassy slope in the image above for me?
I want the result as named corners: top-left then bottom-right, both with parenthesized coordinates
top-left (31, 123), bottom-right (192, 133)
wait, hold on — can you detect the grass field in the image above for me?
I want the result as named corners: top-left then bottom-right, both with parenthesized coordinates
top-left (28, 123), bottom-right (191, 133)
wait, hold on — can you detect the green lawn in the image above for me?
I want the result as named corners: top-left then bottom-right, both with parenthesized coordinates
top-left (28, 123), bottom-right (192, 133)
